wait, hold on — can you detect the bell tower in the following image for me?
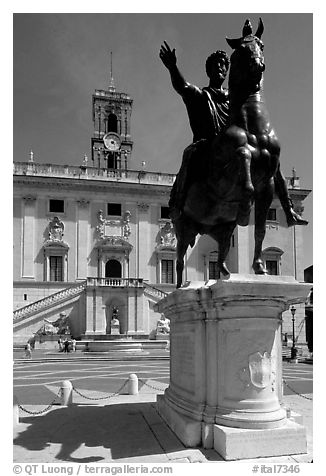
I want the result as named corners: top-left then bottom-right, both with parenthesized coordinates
top-left (91, 53), bottom-right (133, 170)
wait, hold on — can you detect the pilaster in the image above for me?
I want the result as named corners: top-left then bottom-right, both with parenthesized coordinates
top-left (76, 200), bottom-right (90, 279)
top-left (22, 196), bottom-right (36, 279)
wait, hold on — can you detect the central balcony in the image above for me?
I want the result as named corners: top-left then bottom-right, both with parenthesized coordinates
top-left (86, 277), bottom-right (144, 287)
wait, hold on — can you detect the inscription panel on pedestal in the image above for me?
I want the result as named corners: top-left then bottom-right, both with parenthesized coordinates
top-left (171, 331), bottom-right (196, 394)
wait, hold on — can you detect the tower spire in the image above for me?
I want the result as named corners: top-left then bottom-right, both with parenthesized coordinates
top-left (109, 51), bottom-right (116, 92)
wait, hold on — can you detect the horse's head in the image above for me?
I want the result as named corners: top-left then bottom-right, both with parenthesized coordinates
top-left (227, 18), bottom-right (265, 95)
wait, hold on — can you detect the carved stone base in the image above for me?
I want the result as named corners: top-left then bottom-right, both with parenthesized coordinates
top-left (110, 324), bottom-right (120, 335)
top-left (155, 275), bottom-right (310, 459)
top-left (214, 420), bottom-right (307, 460)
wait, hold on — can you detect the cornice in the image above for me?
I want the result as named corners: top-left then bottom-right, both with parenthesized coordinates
top-left (13, 176), bottom-right (172, 196)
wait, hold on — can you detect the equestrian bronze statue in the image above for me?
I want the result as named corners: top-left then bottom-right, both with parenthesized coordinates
top-left (160, 18), bottom-right (308, 288)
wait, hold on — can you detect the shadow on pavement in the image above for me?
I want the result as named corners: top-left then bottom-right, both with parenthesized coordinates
top-left (14, 402), bottom-right (185, 463)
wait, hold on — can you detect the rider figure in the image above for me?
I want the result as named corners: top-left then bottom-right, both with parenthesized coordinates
top-left (159, 41), bottom-right (307, 227)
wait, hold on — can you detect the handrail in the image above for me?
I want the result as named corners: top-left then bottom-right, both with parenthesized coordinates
top-left (13, 281), bottom-right (87, 322)
top-left (143, 282), bottom-right (168, 300)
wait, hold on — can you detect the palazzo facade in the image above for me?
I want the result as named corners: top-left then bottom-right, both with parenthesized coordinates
top-left (13, 77), bottom-right (311, 343)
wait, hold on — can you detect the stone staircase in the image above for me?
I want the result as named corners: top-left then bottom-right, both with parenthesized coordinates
top-left (143, 282), bottom-right (168, 303)
top-left (13, 281), bottom-right (87, 342)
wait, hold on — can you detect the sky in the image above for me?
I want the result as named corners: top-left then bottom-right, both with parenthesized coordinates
top-left (12, 11), bottom-right (313, 267)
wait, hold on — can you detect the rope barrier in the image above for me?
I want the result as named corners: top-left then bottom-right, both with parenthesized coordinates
top-left (72, 380), bottom-right (128, 400)
top-left (283, 379), bottom-right (313, 401)
top-left (18, 388), bottom-right (62, 415)
top-left (16, 376), bottom-right (167, 415)
top-left (138, 377), bottom-right (166, 392)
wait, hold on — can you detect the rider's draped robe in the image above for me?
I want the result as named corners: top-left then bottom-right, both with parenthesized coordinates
top-left (169, 84), bottom-right (229, 215)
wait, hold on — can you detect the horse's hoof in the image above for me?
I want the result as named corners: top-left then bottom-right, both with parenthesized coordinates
top-left (219, 262), bottom-right (231, 276)
top-left (252, 260), bottom-right (268, 274)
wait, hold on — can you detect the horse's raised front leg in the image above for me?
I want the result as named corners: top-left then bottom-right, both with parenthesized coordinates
top-left (252, 179), bottom-right (274, 274)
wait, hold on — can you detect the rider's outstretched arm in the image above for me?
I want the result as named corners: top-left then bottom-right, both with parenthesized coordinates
top-left (159, 41), bottom-right (188, 95)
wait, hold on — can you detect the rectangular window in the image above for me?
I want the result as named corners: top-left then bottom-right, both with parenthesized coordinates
top-left (267, 208), bottom-right (277, 221)
top-left (266, 260), bottom-right (278, 275)
top-left (107, 203), bottom-right (121, 216)
top-left (49, 199), bottom-right (65, 213)
top-left (160, 206), bottom-right (170, 219)
top-left (49, 256), bottom-right (63, 281)
top-left (209, 261), bottom-right (219, 279)
top-left (161, 259), bottom-right (174, 284)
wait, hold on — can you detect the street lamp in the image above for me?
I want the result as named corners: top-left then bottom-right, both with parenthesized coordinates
top-left (290, 306), bottom-right (298, 361)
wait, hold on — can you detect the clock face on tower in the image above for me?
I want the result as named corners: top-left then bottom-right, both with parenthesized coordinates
top-left (103, 132), bottom-right (121, 151)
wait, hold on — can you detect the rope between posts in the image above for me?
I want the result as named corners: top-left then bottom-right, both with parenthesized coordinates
top-left (72, 379), bottom-right (128, 400)
top-left (283, 379), bottom-right (313, 401)
top-left (18, 388), bottom-right (62, 415)
top-left (138, 377), bottom-right (166, 392)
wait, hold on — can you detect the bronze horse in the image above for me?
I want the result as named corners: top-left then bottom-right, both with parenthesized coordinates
top-left (174, 18), bottom-right (281, 288)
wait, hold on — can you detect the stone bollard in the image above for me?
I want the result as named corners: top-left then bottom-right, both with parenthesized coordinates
top-left (128, 373), bottom-right (138, 395)
top-left (13, 395), bottom-right (19, 427)
top-left (60, 380), bottom-right (73, 406)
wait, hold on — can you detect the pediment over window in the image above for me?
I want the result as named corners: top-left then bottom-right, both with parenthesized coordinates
top-left (95, 236), bottom-right (133, 252)
top-left (43, 240), bottom-right (69, 250)
top-left (263, 247), bottom-right (284, 256)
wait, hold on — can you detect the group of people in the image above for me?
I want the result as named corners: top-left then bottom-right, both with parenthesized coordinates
top-left (58, 336), bottom-right (77, 353)
top-left (24, 335), bottom-right (77, 358)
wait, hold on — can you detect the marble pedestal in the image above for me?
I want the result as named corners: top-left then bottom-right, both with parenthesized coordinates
top-left (110, 323), bottom-right (120, 335)
top-left (155, 275), bottom-right (310, 460)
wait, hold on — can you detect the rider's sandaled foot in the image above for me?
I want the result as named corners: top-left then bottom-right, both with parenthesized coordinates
top-left (286, 211), bottom-right (308, 227)
top-left (252, 259), bottom-right (268, 275)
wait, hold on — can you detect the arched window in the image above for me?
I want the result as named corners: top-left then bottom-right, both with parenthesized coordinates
top-left (107, 113), bottom-right (118, 133)
top-left (105, 259), bottom-right (122, 278)
top-left (262, 247), bottom-right (284, 276)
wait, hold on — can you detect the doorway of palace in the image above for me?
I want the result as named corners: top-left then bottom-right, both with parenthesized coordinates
top-left (105, 259), bottom-right (122, 278)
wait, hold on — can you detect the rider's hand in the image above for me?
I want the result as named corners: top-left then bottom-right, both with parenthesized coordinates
top-left (159, 41), bottom-right (177, 69)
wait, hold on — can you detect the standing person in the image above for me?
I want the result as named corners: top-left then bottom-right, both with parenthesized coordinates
top-left (24, 342), bottom-right (32, 359)
top-left (63, 338), bottom-right (70, 353)
top-left (159, 41), bottom-right (307, 227)
top-left (58, 336), bottom-right (63, 352)
top-left (71, 337), bottom-right (77, 352)
top-left (28, 335), bottom-right (36, 350)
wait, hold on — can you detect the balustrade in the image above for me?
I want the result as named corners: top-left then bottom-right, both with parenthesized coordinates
top-left (14, 162), bottom-right (175, 186)
top-left (86, 277), bottom-right (144, 287)
top-left (13, 281), bottom-right (86, 322)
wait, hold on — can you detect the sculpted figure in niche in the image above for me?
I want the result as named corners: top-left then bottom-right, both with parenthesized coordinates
top-left (111, 306), bottom-right (120, 324)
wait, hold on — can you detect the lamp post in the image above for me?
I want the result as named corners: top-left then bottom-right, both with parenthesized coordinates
top-left (290, 306), bottom-right (298, 362)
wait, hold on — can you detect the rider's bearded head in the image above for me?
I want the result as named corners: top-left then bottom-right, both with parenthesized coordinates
top-left (205, 50), bottom-right (230, 82)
